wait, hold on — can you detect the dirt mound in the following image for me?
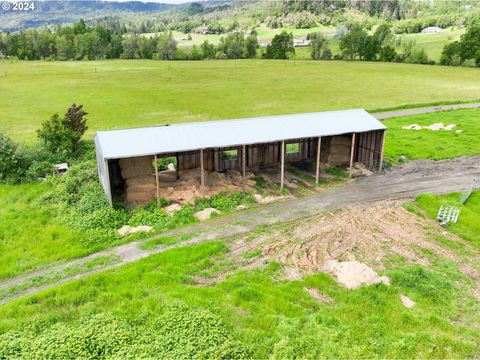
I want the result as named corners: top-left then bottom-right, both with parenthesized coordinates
top-left (219, 200), bottom-right (468, 284)
top-left (323, 260), bottom-right (390, 289)
top-left (157, 169), bottom-right (256, 205)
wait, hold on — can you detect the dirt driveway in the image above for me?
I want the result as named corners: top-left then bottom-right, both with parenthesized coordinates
top-left (1, 156), bottom-right (479, 304)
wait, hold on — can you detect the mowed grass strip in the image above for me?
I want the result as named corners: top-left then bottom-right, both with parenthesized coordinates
top-left (384, 108), bottom-right (480, 161)
top-left (0, 241), bottom-right (478, 358)
top-left (1, 59), bottom-right (480, 142)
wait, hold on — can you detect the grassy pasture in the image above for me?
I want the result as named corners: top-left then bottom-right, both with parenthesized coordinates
top-left (0, 184), bottom-right (104, 280)
top-left (396, 28), bottom-right (464, 61)
top-left (415, 191), bottom-right (480, 248)
top-left (1, 59), bottom-right (479, 142)
top-left (384, 108), bottom-right (480, 162)
top-left (0, 238), bottom-right (478, 358)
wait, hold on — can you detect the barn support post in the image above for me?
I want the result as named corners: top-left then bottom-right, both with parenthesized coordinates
top-left (242, 145), bottom-right (246, 193)
top-left (200, 148), bottom-right (205, 198)
top-left (315, 137), bottom-right (321, 185)
top-left (280, 141), bottom-right (285, 190)
top-left (154, 154), bottom-right (160, 208)
top-left (379, 130), bottom-right (386, 172)
top-left (349, 133), bottom-right (356, 178)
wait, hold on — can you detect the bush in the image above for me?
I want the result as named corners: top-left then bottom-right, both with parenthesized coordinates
top-left (0, 131), bottom-right (24, 184)
top-left (25, 161), bottom-right (56, 181)
top-left (0, 306), bottom-right (251, 359)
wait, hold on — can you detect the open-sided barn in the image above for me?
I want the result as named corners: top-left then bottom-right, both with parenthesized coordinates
top-left (94, 109), bottom-right (386, 207)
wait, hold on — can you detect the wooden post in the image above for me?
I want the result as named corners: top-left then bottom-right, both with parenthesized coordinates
top-left (379, 130), bottom-right (386, 172)
top-left (154, 154), bottom-right (160, 208)
top-left (349, 133), bottom-right (356, 177)
top-left (280, 141), bottom-right (285, 190)
top-left (315, 137), bottom-right (321, 184)
top-left (242, 145), bottom-right (246, 192)
top-left (200, 148), bottom-right (205, 197)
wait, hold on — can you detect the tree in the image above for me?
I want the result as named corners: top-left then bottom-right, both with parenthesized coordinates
top-left (220, 32), bottom-right (245, 59)
top-left (244, 34), bottom-right (258, 58)
top-left (265, 31), bottom-right (295, 59)
top-left (122, 35), bottom-right (138, 59)
top-left (339, 26), bottom-right (368, 60)
top-left (309, 32), bottom-right (327, 60)
top-left (440, 41), bottom-right (462, 66)
top-left (458, 25), bottom-right (480, 66)
top-left (201, 40), bottom-right (215, 59)
top-left (373, 23), bottom-right (394, 47)
top-left (379, 45), bottom-right (396, 62)
top-left (64, 104), bottom-right (88, 152)
top-left (74, 19), bottom-right (87, 35)
top-left (157, 32), bottom-right (177, 60)
top-left (55, 35), bottom-right (74, 60)
top-left (37, 104), bottom-right (88, 153)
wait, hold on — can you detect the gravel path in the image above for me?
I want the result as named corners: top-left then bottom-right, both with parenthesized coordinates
top-left (373, 102), bottom-right (480, 120)
top-left (1, 156), bottom-right (479, 304)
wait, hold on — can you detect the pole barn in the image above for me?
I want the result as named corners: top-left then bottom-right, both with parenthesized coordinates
top-left (94, 109), bottom-right (387, 207)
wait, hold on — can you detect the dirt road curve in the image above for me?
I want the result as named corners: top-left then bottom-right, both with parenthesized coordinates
top-left (373, 102), bottom-right (480, 120)
top-left (1, 156), bottom-right (479, 304)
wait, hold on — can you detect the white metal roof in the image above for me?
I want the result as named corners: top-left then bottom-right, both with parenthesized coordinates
top-left (94, 109), bottom-right (386, 160)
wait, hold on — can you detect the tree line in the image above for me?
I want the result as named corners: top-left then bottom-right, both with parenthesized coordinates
top-left (0, 19), bottom-right (305, 61)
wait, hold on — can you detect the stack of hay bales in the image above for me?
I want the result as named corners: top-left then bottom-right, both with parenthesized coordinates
top-left (327, 135), bottom-right (352, 166)
top-left (119, 156), bottom-right (156, 208)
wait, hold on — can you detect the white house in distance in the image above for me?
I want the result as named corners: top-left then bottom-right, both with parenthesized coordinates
top-left (421, 26), bottom-right (442, 34)
top-left (293, 38), bottom-right (311, 47)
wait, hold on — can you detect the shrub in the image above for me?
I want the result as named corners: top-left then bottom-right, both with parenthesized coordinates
top-left (0, 307), bottom-right (251, 359)
top-left (25, 161), bottom-right (56, 181)
top-left (0, 131), bottom-right (24, 184)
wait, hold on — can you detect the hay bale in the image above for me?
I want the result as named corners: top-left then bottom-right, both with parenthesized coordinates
top-left (158, 170), bottom-right (177, 183)
top-left (119, 156), bottom-right (154, 179)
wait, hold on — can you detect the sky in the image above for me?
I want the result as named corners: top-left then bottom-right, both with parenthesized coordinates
top-left (102, 0), bottom-right (196, 3)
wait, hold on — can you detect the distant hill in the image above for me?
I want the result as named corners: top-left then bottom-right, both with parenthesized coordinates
top-left (0, 1), bottom-right (176, 32)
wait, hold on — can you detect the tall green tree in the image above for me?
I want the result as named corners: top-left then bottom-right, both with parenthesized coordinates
top-left (157, 32), bottom-right (177, 60)
top-left (265, 31), bottom-right (295, 59)
top-left (37, 104), bottom-right (89, 153)
top-left (309, 32), bottom-right (327, 60)
top-left (220, 32), bottom-right (245, 59)
top-left (340, 26), bottom-right (368, 60)
top-left (244, 34), bottom-right (258, 59)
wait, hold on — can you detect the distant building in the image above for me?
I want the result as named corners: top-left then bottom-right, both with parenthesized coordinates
top-left (293, 38), bottom-right (311, 47)
top-left (421, 26), bottom-right (442, 34)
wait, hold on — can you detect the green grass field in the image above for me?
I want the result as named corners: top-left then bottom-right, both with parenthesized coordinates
top-left (0, 184), bottom-right (103, 280)
top-left (396, 28), bottom-right (464, 62)
top-left (1, 60), bottom-right (479, 142)
top-left (0, 233), bottom-right (478, 358)
top-left (415, 191), bottom-right (480, 247)
top-left (384, 108), bottom-right (480, 162)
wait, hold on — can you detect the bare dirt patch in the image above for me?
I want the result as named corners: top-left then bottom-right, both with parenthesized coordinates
top-left (200, 200), bottom-right (478, 289)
